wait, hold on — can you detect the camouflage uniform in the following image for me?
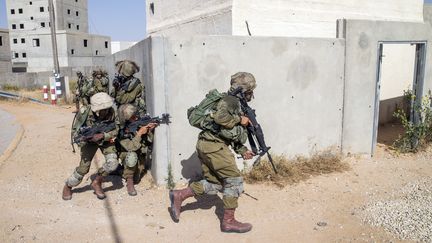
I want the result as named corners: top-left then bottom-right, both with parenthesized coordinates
top-left (110, 60), bottom-right (146, 115)
top-left (117, 104), bottom-right (152, 196)
top-left (63, 93), bottom-right (120, 200)
top-left (170, 72), bottom-right (257, 233)
top-left (75, 72), bottom-right (95, 107)
top-left (92, 69), bottom-right (110, 94)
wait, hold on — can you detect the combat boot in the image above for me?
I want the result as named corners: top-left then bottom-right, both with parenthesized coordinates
top-left (221, 209), bottom-right (252, 233)
top-left (126, 177), bottom-right (137, 196)
top-left (91, 175), bottom-right (106, 199)
top-left (169, 187), bottom-right (195, 222)
top-left (62, 184), bottom-right (72, 200)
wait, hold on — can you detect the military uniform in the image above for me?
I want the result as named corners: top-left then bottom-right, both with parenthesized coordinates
top-left (63, 93), bottom-right (120, 200)
top-left (75, 73), bottom-right (95, 107)
top-left (170, 72), bottom-right (257, 233)
top-left (92, 70), bottom-right (109, 94)
top-left (110, 60), bottom-right (146, 115)
top-left (115, 103), bottom-right (154, 196)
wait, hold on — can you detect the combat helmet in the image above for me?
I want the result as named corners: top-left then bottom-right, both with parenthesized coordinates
top-left (230, 72), bottom-right (257, 92)
top-left (118, 104), bottom-right (137, 124)
top-left (90, 92), bottom-right (114, 112)
top-left (115, 60), bottom-right (140, 77)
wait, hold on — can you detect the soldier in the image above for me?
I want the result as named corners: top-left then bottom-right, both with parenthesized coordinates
top-left (169, 72), bottom-right (257, 233)
top-left (111, 60), bottom-right (146, 115)
top-left (62, 92), bottom-right (120, 200)
top-left (117, 104), bottom-right (157, 196)
top-left (74, 71), bottom-right (95, 112)
top-left (92, 68), bottom-right (110, 94)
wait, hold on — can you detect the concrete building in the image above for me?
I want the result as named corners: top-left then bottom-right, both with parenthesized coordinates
top-left (0, 28), bottom-right (12, 73)
top-left (146, 0), bottom-right (424, 37)
top-left (5, 0), bottom-right (111, 72)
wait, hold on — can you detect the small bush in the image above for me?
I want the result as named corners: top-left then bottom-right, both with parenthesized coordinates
top-left (392, 90), bottom-right (432, 153)
top-left (243, 151), bottom-right (350, 188)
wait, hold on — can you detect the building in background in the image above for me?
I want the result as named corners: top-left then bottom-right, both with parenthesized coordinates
top-left (6, 0), bottom-right (111, 73)
top-left (146, 0), bottom-right (424, 37)
top-left (0, 28), bottom-right (12, 73)
top-left (111, 41), bottom-right (137, 54)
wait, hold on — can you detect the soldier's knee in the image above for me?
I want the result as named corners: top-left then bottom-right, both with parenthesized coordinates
top-left (124, 152), bottom-right (138, 168)
top-left (200, 180), bottom-right (223, 195)
top-left (223, 177), bottom-right (244, 198)
top-left (76, 162), bottom-right (91, 175)
top-left (103, 153), bottom-right (119, 173)
top-left (66, 171), bottom-right (84, 187)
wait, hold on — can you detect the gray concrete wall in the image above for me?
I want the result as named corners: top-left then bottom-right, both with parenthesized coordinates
top-left (342, 20), bottom-right (432, 155)
top-left (0, 29), bottom-right (12, 73)
top-left (149, 36), bottom-right (345, 184)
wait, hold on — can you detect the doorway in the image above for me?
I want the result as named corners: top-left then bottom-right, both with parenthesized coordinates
top-left (372, 42), bottom-right (427, 155)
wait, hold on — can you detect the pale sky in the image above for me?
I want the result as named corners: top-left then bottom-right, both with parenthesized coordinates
top-left (0, 0), bottom-right (146, 41)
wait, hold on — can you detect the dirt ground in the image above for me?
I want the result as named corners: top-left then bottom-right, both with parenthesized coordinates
top-left (0, 101), bottom-right (431, 243)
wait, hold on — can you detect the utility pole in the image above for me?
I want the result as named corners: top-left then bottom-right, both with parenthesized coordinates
top-left (48, 0), bottom-right (60, 75)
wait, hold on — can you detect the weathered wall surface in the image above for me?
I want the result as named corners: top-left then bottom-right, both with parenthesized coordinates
top-left (146, 0), bottom-right (232, 35)
top-left (146, 0), bottom-right (424, 38)
top-left (233, 0), bottom-right (424, 38)
top-left (0, 29), bottom-right (11, 74)
top-left (342, 20), bottom-right (432, 155)
top-left (150, 36), bottom-right (345, 183)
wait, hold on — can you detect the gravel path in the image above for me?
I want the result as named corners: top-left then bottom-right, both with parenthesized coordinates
top-left (362, 177), bottom-right (432, 242)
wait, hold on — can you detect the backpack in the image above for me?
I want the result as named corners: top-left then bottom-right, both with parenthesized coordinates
top-left (187, 89), bottom-right (225, 131)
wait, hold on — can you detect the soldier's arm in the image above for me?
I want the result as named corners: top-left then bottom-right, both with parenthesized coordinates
top-left (213, 96), bottom-right (241, 129)
top-left (103, 115), bottom-right (120, 142)
top-left (233, 142), bottom-right (248, 155)
top-left (119, 136), bottom-right (141, 152)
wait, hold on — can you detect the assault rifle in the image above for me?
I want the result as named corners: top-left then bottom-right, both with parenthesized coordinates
top-left (229, 87), bottom-right (278, 174)
top-left (121, 113), bottom-right (171, 138)
top-left (73, 121), bottom-right (116, 144)
top-left (112, 73), bottom-right (128, 91)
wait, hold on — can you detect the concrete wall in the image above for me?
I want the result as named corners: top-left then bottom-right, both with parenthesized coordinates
top-left (146, 0), bottom-right (232, 35)
top-left (111, 41), bottom-right (137, 54)
top-left (146, 0), bottom-right (424, 38)
top-left (342, 20), bottom-right (432, 155)
top-left (148, 36), bottom-right (345, 184)
top-left (232, 0), bottom-right (424, 38)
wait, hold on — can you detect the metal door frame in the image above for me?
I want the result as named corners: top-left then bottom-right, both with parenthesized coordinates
top-left (371, 41), bottom-right (427, 155)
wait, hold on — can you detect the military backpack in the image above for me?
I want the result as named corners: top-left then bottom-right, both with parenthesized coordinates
top-left (187, 89), bottom-right (225, 132)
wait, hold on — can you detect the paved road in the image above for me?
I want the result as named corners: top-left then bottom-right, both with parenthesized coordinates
top-left (0, 108), bottom-right (20, 156)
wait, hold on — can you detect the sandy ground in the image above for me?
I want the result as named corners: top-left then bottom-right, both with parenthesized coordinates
top-left (0, 100), bottom-right (431, 243)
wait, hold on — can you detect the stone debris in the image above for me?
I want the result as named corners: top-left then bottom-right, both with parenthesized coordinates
top-left (362, 178), bottom-right (432, 242)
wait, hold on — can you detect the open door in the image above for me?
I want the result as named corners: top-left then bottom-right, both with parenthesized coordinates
top-left (372, 42), bottom-right (427, 155)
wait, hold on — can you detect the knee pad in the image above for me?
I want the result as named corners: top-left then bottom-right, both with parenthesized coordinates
top-left (200, 180), bottom-right (223, 195)
top-left (102, 153), bottom-right (119, 173)
top-left (124, 152), bottom-right (138, 167)
top-left (223, 177), bottom-right (244, 198)
top-left (66, 171), bottom-right (84, 187)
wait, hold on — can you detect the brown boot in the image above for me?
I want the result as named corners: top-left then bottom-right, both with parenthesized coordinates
top-left (221, 209), bottom-right (252, 233)
top-left (126, 177), bottom-right (137, 196)
top-left (169, 187), bottom-right (195, 222)
top-left (62, 184), bottom-right (72, 200)
top-left (91, 175), bottom-right (106, 199)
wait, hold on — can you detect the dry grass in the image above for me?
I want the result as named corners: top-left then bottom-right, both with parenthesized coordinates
top-left (243, 151), bottom-right (350, 188)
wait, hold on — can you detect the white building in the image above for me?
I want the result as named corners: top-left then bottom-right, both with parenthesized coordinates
top-left (111, 41), bottom-right (137, 54)
top-left (0, 28), bottom-right (12, 73)
top-left (6, 0), bottom-right (111, 72)
top-left (146, 0), bottom-right (424, 37)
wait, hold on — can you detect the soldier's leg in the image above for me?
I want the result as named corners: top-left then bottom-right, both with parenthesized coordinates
top-left (190, 156), bottom-right (223, 196)
top-left (122, 151), bottom-right (138, 196)
top-left (91, 144), bottom-right (119, 200)
top-left (63, 143), bottom-right (98, 200)
top-left (196, 140), bottom-right (251, 233)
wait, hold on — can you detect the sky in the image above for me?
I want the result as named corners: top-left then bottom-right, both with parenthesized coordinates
top-left (0, 0), bottom-right (146, 41)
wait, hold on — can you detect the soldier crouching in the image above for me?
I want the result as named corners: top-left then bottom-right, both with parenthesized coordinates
top-left (169, 72), bottom-right (257, 233)
top-left (62, 92), bottom-right (120, 200)
top-left (117, 104), bottom-right (157, 196)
